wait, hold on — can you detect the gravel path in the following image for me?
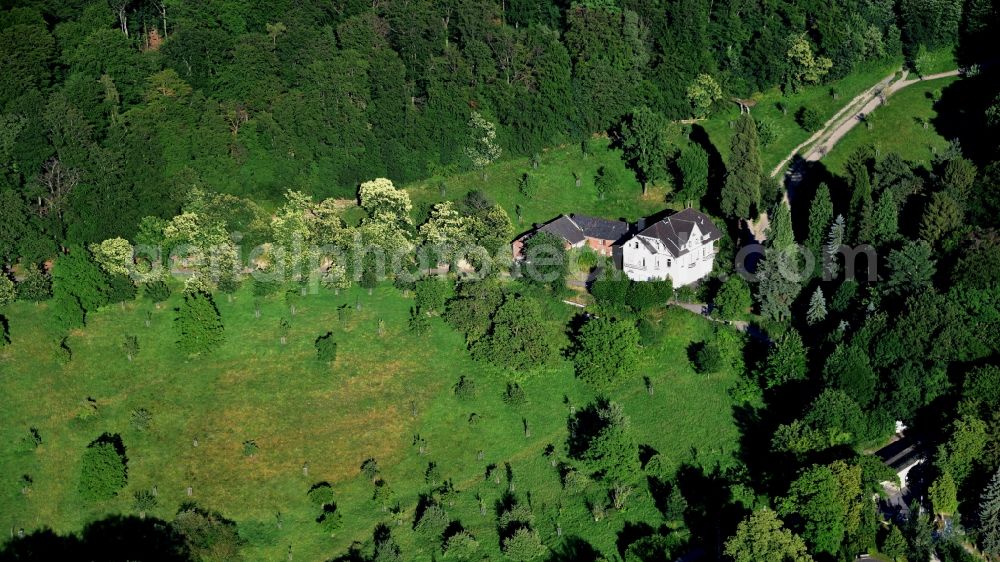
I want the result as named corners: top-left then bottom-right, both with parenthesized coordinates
top-left (748, 68), bottom-right (961, 241)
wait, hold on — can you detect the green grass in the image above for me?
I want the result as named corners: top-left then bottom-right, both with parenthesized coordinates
top-left (914, 46), bottom-right (957, 76)
top-left (700, 59), bottom-right (902, 173)
top-left (822, 76), bottom-right (960, 174)
top-left (0, 284), bottom-right (742, 560)
top-left (404, 138), bottom-right (668, 229)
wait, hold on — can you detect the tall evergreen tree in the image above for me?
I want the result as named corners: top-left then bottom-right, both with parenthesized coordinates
top-left (721, 114), bottom-right (763, 220)
top-left (756, 253), bottom-right (802, 323)
top-left (980, 467), bottom-right (1000, 557)
top-left (807, 288), bottom-right (828, 325)
top-left (824, 215), bottom-right (846, 279)
top-left (807, 184), bottom-right (834, 271)
top-left (676, 144), bottom-right (709, 205)
top-left (767, 202), bottom-right (795, 250)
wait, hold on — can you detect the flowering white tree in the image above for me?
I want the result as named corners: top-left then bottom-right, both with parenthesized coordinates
top-left (359, 178), bottom-right (413, 226)
top-left (419, 201), bottom-right (473, 247)
top-left (270, 190), bottom-right (320, 280)
top-left (686, 74), bottom-right (723, 118)
top-left (89, 237), bottom-right (135, 276)
top-left (465, 111), bottom-right (502, 179)
top-left (321, 262), bottom-right (351, 294)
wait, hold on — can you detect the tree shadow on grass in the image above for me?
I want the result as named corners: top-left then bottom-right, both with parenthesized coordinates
top-left (0, 515), bottom-right (190, 561)
top-left (546, 535), bottom-right (603, 561)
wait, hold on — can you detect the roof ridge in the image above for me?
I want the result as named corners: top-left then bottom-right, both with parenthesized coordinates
top-left (563, 215), bottom-right (584, 232)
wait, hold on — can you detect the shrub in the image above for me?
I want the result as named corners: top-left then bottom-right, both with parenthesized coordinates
top-left (502, 528), bottom-right (547, 560)
top-left (217, 273), bottom-right (241, 296)
top-left (172, 506), bottom-right (244, 556)
top-left (414, 278), bottom-right (450, 315)
top-left (590, 277), bottom-right (629, 308)
top-left (796, 106), bottom-right (823, 131)
top-left (122, 334), bottom-right (139, 361)
top-left (361, 458), bottom-right (380, 481)
top-left (143, 280), bottom-right (171, 303)
top-left (453, 376), bottom-right (477, 400)
top-left (563, 469), bottom-right (591, 495)
top-left (79, 437), bottom-right (127, 501)
top-left (16, 267), bottom-right (52, 301)
top-left (130, 408), bottom-right (152, 432)
top-left (626, 280), bottom-right (672, 312)
top-left (443, 530), bottom-right (480, 560)
top-left (106, 274), bottom-right (137, 304)
top-left (415, 504), bottom-right (450, 537)
top-left (242, 440), bottom-right (258, 457)
top-left (756, 119), bottom-right (777, 147)
top-left (518, 173), bottom-right (537, 197)
top-left (308, 482), bottom-right (335, 507)
top-left (408, 307), bottom-right (429, 334)
top-left (0, 275), bottom-right (14, 306)
top-left (15, 427), bottom-right (42, 453)
top-left (133, 488), bottom-right (158, 518)
top-left (502, 383), bottom-right (527, 407)
top-left (76, 397), bottom-right (99, 420)
top-left (693, 342), bottom-right (723, 374)
top-left (315, 332), bottom-right (337, 362)
top-left (424, 461), bottom-right (442, 486)
top-left (318, 505), bottom-right (343, 535)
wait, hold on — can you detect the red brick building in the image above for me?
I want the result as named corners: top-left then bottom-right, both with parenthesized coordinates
top-left (512, 214), bottom-right (629, 260)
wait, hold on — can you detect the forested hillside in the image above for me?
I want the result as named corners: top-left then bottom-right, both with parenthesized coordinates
top-left (1, 0), bottom-right (994, 264)
top-left (3, 1), bottom-right (1000, 561)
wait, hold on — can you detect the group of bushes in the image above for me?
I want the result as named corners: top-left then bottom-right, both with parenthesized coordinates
top-left (589, 276), bottom-right (673, 313)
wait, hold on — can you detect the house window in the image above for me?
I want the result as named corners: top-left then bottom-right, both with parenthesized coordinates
top-left (642, 258), bottom-right (646, 267)
top-left (666, 258), bottom-right (672, 267)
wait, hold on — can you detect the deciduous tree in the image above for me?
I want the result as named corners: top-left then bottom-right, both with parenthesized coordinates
top-left (620, 106), bottom-right (670, 195)
top-left (175, 289), bottom-right (224, 355)
top-left (724, 509), bottom-right (813, 562)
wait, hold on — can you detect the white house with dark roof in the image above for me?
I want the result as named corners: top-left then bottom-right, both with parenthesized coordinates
top-left (621, 208), bottom-right (722, 286)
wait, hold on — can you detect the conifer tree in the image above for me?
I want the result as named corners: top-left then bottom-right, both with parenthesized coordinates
top-left (807, 184), bottom-right (834, 274)
top-left (721, 114), bottom-right (763, 220)
top-left (766, 202), bottom-right (795, 250)
top-left (824, 215), bottom-right (846, 279)
top-left (807, 288), bottom-right (827, 325)
top-left (980, 468), bottom-right (1000, 557)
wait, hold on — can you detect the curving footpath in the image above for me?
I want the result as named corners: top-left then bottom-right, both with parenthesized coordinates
top-left (749, 68), bottom-right (961, 241)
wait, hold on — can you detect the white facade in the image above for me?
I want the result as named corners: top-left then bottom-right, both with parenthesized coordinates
top-left (622, 222), bottom-right (717, 286)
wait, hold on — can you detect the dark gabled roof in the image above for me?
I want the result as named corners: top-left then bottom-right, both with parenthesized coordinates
top-left (636, 208), bottom-right (722, 257)
top-left (538, 215), bottom-right (586, 245)
top-left (569, 214), bottom-right (629, 242)
top-left (528, 214), bottom-right (629, 246)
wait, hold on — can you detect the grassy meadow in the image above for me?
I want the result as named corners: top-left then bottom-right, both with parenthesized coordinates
top-left (0, 282), bottom-right (743, 560)
top-left (402, 137), bottom-right (668, 230)
top-left (700, 59), bottom-right (902, 173)
top-left (822, 76), bottom-right (960, 174)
